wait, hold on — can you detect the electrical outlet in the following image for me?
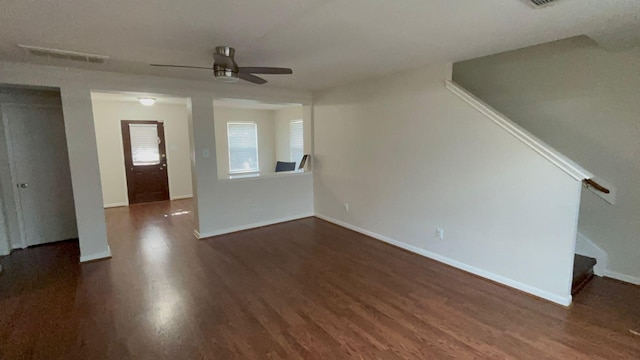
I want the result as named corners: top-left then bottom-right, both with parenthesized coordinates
top-left (436, 227), bottom-right (444, 240)
top-left (344, 203), bottom-right (349, 212)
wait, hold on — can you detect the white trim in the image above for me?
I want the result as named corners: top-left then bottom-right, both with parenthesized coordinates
top-left (315, 213), bottom-right (572, 307)
top-left (103, 202), bottom-right (128, 208)
top-left (170, 194), bottom-right (193, 201)
top-left (196, 213), bottom-right (314, 239)
top-left (116, 119), bottom-right (130, 206)
top-left (604, 270), bottom-right (640, 286)
top-left (2, 106), bottom-right (28, 249)
top-left (445, 81), bottom-right (592, 181)
top-left (219, 170), bottom-right (311, 183)
top-left (80, 246), bottom-right (112, 262)
top-left (11, 242), bottom-right (26, 250)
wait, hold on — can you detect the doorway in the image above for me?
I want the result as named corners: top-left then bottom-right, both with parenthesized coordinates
top-left (0, 86), bottom-right (78, 250)
top-left (90, 92), bottom-right (193, 208)
top-left (121, 120), bottom-right (170, 204)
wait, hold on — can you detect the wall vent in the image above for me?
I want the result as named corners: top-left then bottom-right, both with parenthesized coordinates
top-left (523, 0), bottom-right (559, 8)
top-left (18, 44), bottom-right (108, 64)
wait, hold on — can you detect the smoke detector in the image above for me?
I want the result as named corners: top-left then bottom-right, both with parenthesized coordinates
top-left (18, 44), bottom-right (108, 64)
top-left (522, 0), bottom-right (559, 8)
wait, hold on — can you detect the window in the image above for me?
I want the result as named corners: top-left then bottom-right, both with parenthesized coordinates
top-left (227, 122), bottom-right (259, 173)
top-left (129, 123), bottom-right (161, 166)
top-left (290, 120), bottom-right (304, 167)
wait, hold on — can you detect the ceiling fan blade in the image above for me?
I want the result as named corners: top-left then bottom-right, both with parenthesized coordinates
top-left (150, 64), bottom-right (211, 70)
top-left (238, 67), bottom-right (293, 75)
top-left (213, 53), bottom-right (236, 68)
top-left (238, 72), bottom-right (267, 84)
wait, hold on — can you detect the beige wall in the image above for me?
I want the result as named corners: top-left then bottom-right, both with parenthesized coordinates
top-left (453, 36), bottom-right (640, 281)
top-left (91, 97), bottom-right (193, 206)
top-left (313, 63), bottom-right (583, 305)
top-left (213, 107), bottom-right (276, 176)
top-left (275, 106), bottom-right (305, 163)
top-left (1, 60), bottom-right (313, 262)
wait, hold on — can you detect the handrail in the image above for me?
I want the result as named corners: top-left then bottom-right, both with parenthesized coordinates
top-left (584, 179), bottom-right (610, 194)
top-left (445, 81), bottom-right (593, 181)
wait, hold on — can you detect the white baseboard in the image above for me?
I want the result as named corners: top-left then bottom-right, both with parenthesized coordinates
top-left (195, 213), bottom-right (315, 239)
top-left (171, 194), bottom-right (193, 201)
top-left (315, 213), bottom-right (572, 307)
top-left (80, 246), bottom-right (112, 263)
top-left (104, 202), bottom-right (128, 209)
top-left (11, 243), bottom-right (26, 250)
top-left (604, 270), bottom-right (640, 286)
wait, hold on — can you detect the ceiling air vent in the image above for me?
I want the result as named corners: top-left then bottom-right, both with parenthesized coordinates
top-left (18, 44), bottom-right (108, 64)
top-left (523, 0), bottom-right (559, 8)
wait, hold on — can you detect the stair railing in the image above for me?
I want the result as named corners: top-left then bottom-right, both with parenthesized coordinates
top-left (584, 179), bottom-right (610, 194)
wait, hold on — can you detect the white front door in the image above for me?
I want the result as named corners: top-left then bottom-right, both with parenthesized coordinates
top-left (3, 105), bottom-right (78, 247)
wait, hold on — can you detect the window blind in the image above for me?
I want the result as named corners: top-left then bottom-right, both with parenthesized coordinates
top-left (227, 122), bottom-right (259, 173)
top-left (129, 123), bottom-right (160, 166)
top-left (290, 120), bottom-right (304, 167)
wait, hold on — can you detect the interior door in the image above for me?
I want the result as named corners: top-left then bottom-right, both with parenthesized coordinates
top-left (4, 105), bottom-right (78, 247)
top-left (121, 120), bottom-right (170, 204)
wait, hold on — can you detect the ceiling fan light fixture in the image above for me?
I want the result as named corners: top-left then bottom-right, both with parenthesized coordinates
top-left (214, 74), bottom-right (240, 83)
top-left (138, 97), bottom-right (156, 106)
top-left (214, 66), bottom-right (239, 83)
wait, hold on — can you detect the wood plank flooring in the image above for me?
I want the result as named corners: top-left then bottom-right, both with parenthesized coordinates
top-left (1, 199), bottom-right (640, 359)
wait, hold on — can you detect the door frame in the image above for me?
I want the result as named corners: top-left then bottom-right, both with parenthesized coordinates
top-left (120, 120), bottom-right (170, 204)
top-left (1, 103), bottom-right (66, 249)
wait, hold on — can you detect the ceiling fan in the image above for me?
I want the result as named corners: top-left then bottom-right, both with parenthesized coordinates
top-left (150, 46), bottom-right (292, 85)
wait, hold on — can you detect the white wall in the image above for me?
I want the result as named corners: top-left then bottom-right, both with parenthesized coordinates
top-left (91, 98), bottom-right (192, 206)
top-left (453, 36), bottom-right (640, 282)
top-left (191, 97), bottom-right (314, 238)
top-left (214, 107), bottom-right (276, 176)
top-left (0, 61), bottom-right (313, 261)
top-left (313, 63), bottom-right (583, 305)
top-left (275, 106), bottom-right (305, 162)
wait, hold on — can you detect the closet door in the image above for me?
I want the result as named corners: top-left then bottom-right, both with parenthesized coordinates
top-left (4, 105), bottom-right (77, 246)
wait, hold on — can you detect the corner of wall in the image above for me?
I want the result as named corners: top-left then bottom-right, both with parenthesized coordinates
top-left (315, 213), bottom-right (573, 307)
top-left (575, 232), bottom-right (608, 276)
top-left (79, 245), bottom-right (112, 263)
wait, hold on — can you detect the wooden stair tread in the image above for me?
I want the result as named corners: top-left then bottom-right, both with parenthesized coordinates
top-left (572, 254), bottom-right (597, 295)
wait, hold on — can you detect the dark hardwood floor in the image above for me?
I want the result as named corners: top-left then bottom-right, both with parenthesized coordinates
top-left (1, 199), bottom-right (640, 359)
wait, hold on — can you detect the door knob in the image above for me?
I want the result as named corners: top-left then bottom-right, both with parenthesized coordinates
top-left (17, 183), bottom-right (28, 189)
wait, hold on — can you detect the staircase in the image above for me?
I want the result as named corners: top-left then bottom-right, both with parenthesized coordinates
top-left (572, 254), bottom-right (597, 295)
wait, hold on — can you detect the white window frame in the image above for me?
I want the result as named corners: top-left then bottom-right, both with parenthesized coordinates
top-left (289, 120), bottom-right (304, 167)
top-left (227, 122), bottom-right (260, 174)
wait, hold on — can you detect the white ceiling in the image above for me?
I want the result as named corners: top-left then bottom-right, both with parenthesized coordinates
top-left (1, 0), bottom-right (639, 91)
